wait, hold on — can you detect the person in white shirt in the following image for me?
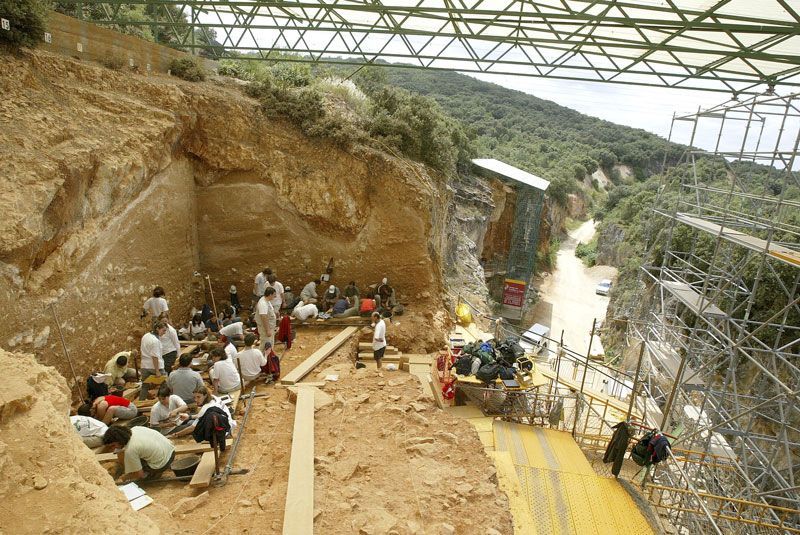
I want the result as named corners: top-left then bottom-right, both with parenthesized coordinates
top-left (219, 321), bottom-right (244, 342)
top-left (192, 386), bottom-right (237, 432)
top-left (219, 335), bottom-right (238, 361)
top-left (158, 314), bottom-right (181, 373)
top-left (300, 279), bottom-right (320, 304)
top-left (266, 274), bottom-right (284, 314)
top-left (189, 313), bottom-right (207, 340)
top-left (252, 267), bottom-right (271, 308)
top-left (292, 301), bottom-right (319, 322)
top-left (141, 286), bottom-right (169, 321)
top-left (150, 384), bottom-right (193, 437)
top-left (70, 414), bottom-right (108, 448)
top-left (255, 287), bottom-right (277, 352)
top-left (237, 333), bottom-right (267, 383)
top-left (372, 312), bottom-right (387, 369)
top-left (140, 322), bottom-right (167, 401)
top-left (209, 348), bottom-right (241, 394)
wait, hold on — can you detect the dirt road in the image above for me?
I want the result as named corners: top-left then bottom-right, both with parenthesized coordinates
top-left (531, 220), bottom-right (617, 356)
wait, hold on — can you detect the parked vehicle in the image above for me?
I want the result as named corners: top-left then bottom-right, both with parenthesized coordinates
top-left (596, 279), bottom-right (612, 296)
top-left (519, 323), bottom-right (550, 357)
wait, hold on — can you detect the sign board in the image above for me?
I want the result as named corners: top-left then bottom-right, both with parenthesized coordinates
top-left (501, 278), bottom-right (526, 319)
top-left (1, 18), bottom-right (10, 31)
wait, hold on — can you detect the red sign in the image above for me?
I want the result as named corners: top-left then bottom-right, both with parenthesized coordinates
top-left (502, 279), bottom-right (527, 308)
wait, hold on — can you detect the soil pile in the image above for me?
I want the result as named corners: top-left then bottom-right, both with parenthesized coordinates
top-left (0, 348), bottom-right (160, 534)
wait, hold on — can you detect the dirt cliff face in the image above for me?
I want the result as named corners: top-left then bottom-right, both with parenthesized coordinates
top-left (0, 348), bottom-right (161, 534)
top-left (0, 50), bottom-right (450, 387)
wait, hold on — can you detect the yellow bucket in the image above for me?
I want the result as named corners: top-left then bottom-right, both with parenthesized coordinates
top-left (455, 303), bottom-right (473, 325)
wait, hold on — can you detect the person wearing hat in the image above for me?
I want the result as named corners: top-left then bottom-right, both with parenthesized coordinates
top-left (375, 277), bottom-right (395, 310)
top-left (229, 285), bottom-right (241, 312)
top-left (321, 284), bottom-right (340, 312)
top-left (282, 285), bottom-right (299, 312)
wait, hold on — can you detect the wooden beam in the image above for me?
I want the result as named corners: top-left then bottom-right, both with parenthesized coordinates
top-left (358, 343), bottom-right (399, 354)
top-left (283, 387), bottom-right (315, 535)
top-left (281, 327), bottom-right (359, 385)
top-left (94, 440), bottom-right (232, 463)
top-left (189, 451), bottom-right (217, 488)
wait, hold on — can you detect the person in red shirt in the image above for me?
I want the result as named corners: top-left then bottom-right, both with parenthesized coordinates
top-left (81, 394), bottom-right (139, 424)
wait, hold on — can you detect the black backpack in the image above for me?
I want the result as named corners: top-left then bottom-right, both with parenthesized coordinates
top-left (475, 363), bottom-right (501, 384)
top-left (86, 375), bottom-right (109, 402)
top-left (630, 431), bottom-right (655, 466)
top-left (498, 367), bottom-right (516, 380)
top-left (454, 356), bottom-right (474, 376)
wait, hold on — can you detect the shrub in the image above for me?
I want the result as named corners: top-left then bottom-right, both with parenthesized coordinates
top-left (575, 240), bottom-right (598, 267)
top-left (168, 57), bottom-right (206, 82)
top-left (99, 56), bottom-right (125, 70)
top-left (217, 59), bottom-right (248, 80)
top-left (270, 62), bottom-right (312, 88)
top-left (0, 0), bottom-right (48, 48)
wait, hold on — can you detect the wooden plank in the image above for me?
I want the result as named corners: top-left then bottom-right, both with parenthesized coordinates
top-left (357, 352), bottom-right (400, 362)
top-left (408, 363), bottom-right (430, 374)
top-left (406, 355), bottom-right (433, 364)
top-left (281, 327), bottom-right (359, 385)
top-left (189, 451), bottom-right (217, 488)
top-left (95, 439), bottom-right (232, 463)
top-left (283, 387), bottom-right (315, 535)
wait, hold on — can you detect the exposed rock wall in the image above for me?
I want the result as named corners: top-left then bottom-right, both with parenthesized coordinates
top-left (0, 50), bottom-right (450, 387)
top-left (0, 348), bottom-right (160, 534)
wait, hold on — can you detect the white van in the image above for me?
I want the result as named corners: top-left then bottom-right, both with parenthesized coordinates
top-left (519, 323), bottom-right (551, 358)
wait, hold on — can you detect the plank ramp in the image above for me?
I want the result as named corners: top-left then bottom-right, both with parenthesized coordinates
top-left (281, 327), bottom-right (359, 385)
top-left (189, 451), bottom-right (216, 488)
top-left (283, 387), bottom-right (315, 535)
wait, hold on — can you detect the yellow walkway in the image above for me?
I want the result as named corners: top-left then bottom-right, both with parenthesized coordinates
top-left (494, 421), bottom-right (654, 535)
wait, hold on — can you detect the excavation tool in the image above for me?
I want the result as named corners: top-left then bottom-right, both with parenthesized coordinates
top-left (216, 386), bottom-right (257, 486)
top-left (50, 303), bottom-right (85, 401)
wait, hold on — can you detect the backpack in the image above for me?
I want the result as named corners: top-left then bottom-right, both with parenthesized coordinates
top-left (475, 363), bottom-right (501, 384)
top-left (266, 350), bottom-right (281, 380)
top-left (630, 431), bottom-right (656, 466)
top-left (454, 356), bottom-right (474, 376)
top-left (498, 367), bottom-right (516, 380)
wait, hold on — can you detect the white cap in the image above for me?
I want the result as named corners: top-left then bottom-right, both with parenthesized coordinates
top-left (230, 285), bottom-right (237, 293)
top-left (382, 278), bottom-right (388, 284)
top-left (327, 285), bottom-right (337, 292)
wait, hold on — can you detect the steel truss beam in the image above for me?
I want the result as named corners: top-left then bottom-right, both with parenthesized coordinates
top-left (56, 0), bottom-right (800, 94)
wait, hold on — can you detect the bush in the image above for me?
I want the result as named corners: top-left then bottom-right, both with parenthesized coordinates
top-left (169, 57), bottom-right (206, 82)
top-left (99, 56), bottom-right (125, 70)
top-left (217, 59), bottom-right (248, 80)
top-left (0, 0), bottom-right (48, 48)
top-left (575, 240), bottom-right (598, 267)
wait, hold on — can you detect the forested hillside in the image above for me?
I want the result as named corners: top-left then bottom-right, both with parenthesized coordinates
top-left (365, 67), bottom-right (684, 207)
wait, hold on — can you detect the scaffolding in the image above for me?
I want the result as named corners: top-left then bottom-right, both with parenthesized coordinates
top-left (628, 92), bottom-right (800, 533)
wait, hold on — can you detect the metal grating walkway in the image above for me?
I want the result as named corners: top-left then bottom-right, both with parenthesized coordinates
top-left (494, 421), bottom-right (654, 535)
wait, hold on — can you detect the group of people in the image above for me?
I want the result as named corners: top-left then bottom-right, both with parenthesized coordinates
top-left (70, 267), bottom-right (399, 482)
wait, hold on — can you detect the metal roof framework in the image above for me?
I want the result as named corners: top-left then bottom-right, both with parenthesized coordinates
top-left (62, 0), bottom-right (800, 94)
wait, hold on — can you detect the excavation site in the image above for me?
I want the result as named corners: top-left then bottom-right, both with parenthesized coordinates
top-left (1, 3), bottom-right (799, 534)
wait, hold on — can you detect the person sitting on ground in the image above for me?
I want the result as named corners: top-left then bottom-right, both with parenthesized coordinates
top-left (300, 278), bottom-right (320, 304)
top-left (81, 393), bottom-right (139, 425)
top-left (237, 333), bottom-right (267, 384)
top-left (375, 277), bottom-right (395, 309)
top-left (219, 320), bottom-right (245, 342)
top-left (292, 300), bottom-right (319, 322)
top-left (209, 348), bottom-right (241, 395)
top-left (189, 313), bottom-right (207, 340)
top-left (359, 294), bottom-right (377, 317)
top-left (104, 351), bottom-right (138, 387)
top-left (282, 286), bottom-right (299, 311)
top-left (331, 295), bottom-right (359, 318)
top-left (158, 313), bottom-right (181, 374)
top-left (218, 335), bottom-right (238, 361)
top-left (103, 425), bottom-right (175, 483)
top-left (204, 312), bottom-right (221, 336)
top-left (70, 414), bottom-right (108, 449)
top-left (321, 284), bottom-right (341, 312)
top-left (192, 385), bottom-right (237, 432)
top-left (141, 286), bottom-right (169, 321)
top-left (344, 281), bottom-right (360, 299)
top-left (149, 384), bottom-right (193, 437)
top-left (167, 353), bottom-right (204, 405)
top-left (139, 322), bottom-right (167, 401)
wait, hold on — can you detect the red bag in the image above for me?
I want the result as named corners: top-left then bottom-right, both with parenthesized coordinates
top-left (267, 350), bottom-right (281, 379)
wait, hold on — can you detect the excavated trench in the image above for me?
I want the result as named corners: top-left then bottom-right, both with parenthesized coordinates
top-left (0, 51), bottom-right (453, 389)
